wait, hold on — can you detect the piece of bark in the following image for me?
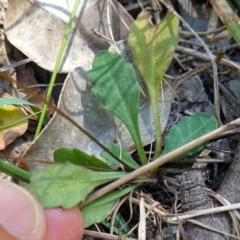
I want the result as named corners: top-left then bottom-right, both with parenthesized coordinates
top-left (181, 170), bottom-right (231, 239)
top-left (217, 143), bottom-right (240, 206)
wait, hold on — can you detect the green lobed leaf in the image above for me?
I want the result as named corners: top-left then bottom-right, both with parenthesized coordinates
top-left (54, 147), bottom-right (111, 169)
top-left (161, 113), bottom-right (218, 158)
top-left (28, 162), bottom-right (128, 209)
top-left (128, 11), bottom-right (179, 157)
top-left (81, 184), bottom-right (139, 228)
top-left (101, 144), bottom-right (140, 170)
top-left (87, 50), bottom-right (147, 165)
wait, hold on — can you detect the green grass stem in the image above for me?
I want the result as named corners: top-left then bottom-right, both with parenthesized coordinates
top-left (35, 0), bottom-right (81, 138)
top-left (0, 160), bottom-right (32, 183)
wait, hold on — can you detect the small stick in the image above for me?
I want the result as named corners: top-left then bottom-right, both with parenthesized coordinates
top-left (176, 45), bottom-right (240, 72)
top-left (179, 26), bottom-right (226, 38)
top-left (174, 46), bottom-right (226, 86)
top-left (215, 47), bottom-right (226, 64)
top-left (91, 28), bottom-right (113, 44)
top-left (175, 62), bottom-right (212, 86)
top-left (79, 117), bottom-right (240, 208)
top-left (0, 58), bottom-right (33, 72)
top-left (84, 230), bottom-right (136, 240)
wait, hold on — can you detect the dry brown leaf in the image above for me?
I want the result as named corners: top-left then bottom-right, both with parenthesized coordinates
top-left (5, 0), bottom-right (132, 73)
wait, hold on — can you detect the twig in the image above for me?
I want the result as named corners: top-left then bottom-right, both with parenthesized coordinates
top-left (109, 0), bottom-right (130, 31)
top-left (179, 38), bottom-right (204, 47)
top-left (130, 196), bottom-right (240, 239)
top-left (167, 202), bottom-right (240, 223)
top-left (0, 58), bottom-right (32, 72)
top-left (208, 190), bottom-right (240, 238)
top-left (83, 230), bottom-right (137, 240)
top-left (186, 219), bottom-right (240, 239)
top-left (150, 0), bottom-right (161, 24)
top-left (91, 28), bottom-right (113, 44)
top-left (175, 48), bottom-right (225, 85)
top-left (225, 43), bottom-right (240, 51)
top-left (138, 189), bottom-right (146, 240)
top-left (175, 62), bottom-right (212, 86)
top-left (179, 26), bottom-right (226, 38)
top-left (176, 45), bottom-right (240, 72)
top-left (79, 117), bottom-right (240, 208)
top-left (107, 0), bottom-right (120, 54)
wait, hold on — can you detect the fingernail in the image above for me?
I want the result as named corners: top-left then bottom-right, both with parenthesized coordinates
top-left (0, 180), bottom-right (46, 240)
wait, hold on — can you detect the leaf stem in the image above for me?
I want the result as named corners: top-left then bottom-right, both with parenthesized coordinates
top-left (34, 0), bottom-right (81, 138)
top-left (151, 96), bottom-right (161, 158)
top-left (134, 131), bottom-right (148, 165)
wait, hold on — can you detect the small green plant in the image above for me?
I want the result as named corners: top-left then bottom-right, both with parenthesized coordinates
top-left (0, 9), bottom-right (218, 231)
top-left (27, 11), bottom-right (217, 228)
top-left (128, 11), bottom-right (179, 158)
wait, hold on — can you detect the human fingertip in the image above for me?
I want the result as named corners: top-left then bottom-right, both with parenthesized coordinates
top-left (44, 206), bottom-right (84, 240)
top-left (0, 179), bottom-right (46, 240)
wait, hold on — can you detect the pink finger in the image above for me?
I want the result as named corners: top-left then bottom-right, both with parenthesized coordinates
top-left (0, 179), bottom-right (46, 240)
top-left (44, 206), bottom-right (84, 240)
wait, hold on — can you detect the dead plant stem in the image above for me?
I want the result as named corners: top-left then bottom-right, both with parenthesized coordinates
top-left (176, 45), bottom-right (240, 72)
top-left (79, 117), bottom-right (240, 208)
